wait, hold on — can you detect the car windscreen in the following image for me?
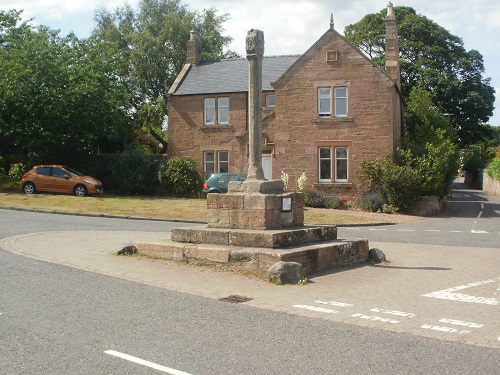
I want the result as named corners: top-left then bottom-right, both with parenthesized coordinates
top-left (62, 166), bottom-right (84, 176)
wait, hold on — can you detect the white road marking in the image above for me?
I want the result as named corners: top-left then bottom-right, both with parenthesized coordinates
top-left (439, 318), bottom-right (483, 328)
top-left (351, 313), bottom-right (399, 324)
top-left (104, 350), bottom-right (193, 375)
top-left (424, 230), bottom-right (440, 232)
top-left (477, 211), bottom-right (483, 219)
top-left (293, 305), bottom-right (338, 313)
top-left (396, 229), bottom-right (414, 232)
top-left (471, 230), bottom-right (488, 233)
top-left (421, 324), bottom-right (470, 335)
top-left (481, 203), bottom-right (485, 210)
top-left (422, 279), bottom-right (500, 305)
top-left (369, 228), bottom-right (386, 231)
top-left (370, 308), bottom-right (416, 318)
top-left (449, 230), bottom-right (463, 233)
top-left (315, 300), bottom-right (353, 307)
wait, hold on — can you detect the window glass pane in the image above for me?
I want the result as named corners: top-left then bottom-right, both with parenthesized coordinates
top-left (204, 98), bottom-right (215, 125)
top-left (336, 148), bottom-right (347, 159)
top-left (319, 147), bottom-right (331, 159)
top-left (334, 87), bottom-right (347, 117)
top-left (319, 147), bottom-right (332, 181)
top-left (320, 160), bottom-right (331, 180)
top-left (36, 167), bottom-right (50, 176)
top-left (52, 168), bottom-right (67, 177)
top-left (335, 147), bottom-right (348, 182)
top-left (336, 159), bottom-right (348, 180)
top-left (266, 95), bottom-right (275, 107)
top-left (218, 97), bottom-right (229, 124)
top-left (218, 151), bottom-right (229, 173)
top-left (204, 151), bottom-right (215, 179)
top-left (318, 88), bottom-right (331, 117)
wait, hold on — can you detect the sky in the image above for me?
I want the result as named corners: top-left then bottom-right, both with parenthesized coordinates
top-left (4, 0), bottom-right (499, 126)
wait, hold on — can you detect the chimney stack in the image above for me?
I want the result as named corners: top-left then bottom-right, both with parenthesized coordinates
top-left (186, 29), bottom-right (201, 66)
top-left (385, 2), bottom-right (400, 89)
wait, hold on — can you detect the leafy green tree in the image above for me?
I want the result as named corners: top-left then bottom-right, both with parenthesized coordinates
top-left (344, 6), bottom-right (495, 148)
top-left (400, 86), bottom-right (459, 197)
top-left (92, 0), bottom-right (237, 152)
top-left (0, 10), bottom-right (132, 165)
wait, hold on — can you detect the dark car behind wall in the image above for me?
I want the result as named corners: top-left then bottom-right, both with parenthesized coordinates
top-left (202, 173), bottom-right (247, 198)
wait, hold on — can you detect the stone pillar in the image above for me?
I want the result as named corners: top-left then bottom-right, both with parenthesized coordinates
top-left (245, 29), bottom-right (265, 181)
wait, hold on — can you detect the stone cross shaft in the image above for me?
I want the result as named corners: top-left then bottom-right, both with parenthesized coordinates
top-left (246, 29), bottom-right (265, 180)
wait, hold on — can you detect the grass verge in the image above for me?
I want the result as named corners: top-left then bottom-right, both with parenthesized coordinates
top-left (0, 191), bottom-right (398, 225)
top-left (1, 176), bottom-right (410, 225)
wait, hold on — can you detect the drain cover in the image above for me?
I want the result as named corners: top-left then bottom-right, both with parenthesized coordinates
top-left (219, 295), bottom-right (253, 303)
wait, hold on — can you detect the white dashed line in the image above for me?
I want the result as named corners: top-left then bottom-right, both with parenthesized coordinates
top-left (370, 308), bottom-right (416, 318)
top-left (369, 228), bottom-right (387, 231)
top-left (421, 324), bottom-right (470, 335)
top-left (396, 229), bottom-right (414, 232)
top-left (293, 305), bottom-right (338, 313)
top-left (104, 350), bottom-right (193, 375)
top-left (351, 313), bottom-right (400, 324)
top-left (315, 300), bottom-right (353, 308)
top-left (439, 318), bottom-right (483, 328)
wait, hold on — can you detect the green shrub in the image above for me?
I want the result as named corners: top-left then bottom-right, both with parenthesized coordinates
top-left (8, 162), bottom-right (28, 179)
top-left (0, 156), bottom-right (5, 176)
top-left (360, 159), bottom-right (421, 212)
top-left (304, 190), bottom-right (347, 209)
top-left (106, 148), bottom-right (160, 195)
top-left (158, 157), bottom-right (202, 197)
top-left (487, 158), bottom-right (500, 181)
top-left (358, 191), bottom-right (385, 212)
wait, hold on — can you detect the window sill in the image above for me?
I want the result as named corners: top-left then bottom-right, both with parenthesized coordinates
top-left (200, 124), bottom-right (234, 131)
top-left (313, 117), bottom-right (353, 125)
top-left (313, 182), bottom-right (353, 188)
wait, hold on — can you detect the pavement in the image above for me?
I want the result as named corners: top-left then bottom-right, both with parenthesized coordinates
top-left (1, 227), bottom-right (499, 350)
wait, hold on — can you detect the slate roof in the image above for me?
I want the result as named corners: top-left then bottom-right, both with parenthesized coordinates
top-left (172, 55), bottom-right (300, 96)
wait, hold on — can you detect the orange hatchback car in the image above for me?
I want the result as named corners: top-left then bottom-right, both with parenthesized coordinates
top-left (20, 165), bottom-right (103, 196)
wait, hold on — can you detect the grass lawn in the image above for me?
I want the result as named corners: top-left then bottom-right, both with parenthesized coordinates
top-left (1, 176), bottom-right (406, 225)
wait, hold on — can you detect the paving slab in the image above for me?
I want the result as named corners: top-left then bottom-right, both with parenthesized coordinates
top-left (1, 231), bottom-right (499, 349)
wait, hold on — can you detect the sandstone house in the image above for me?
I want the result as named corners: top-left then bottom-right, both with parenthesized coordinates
top-left (167, 3), bottom-right (402, 198)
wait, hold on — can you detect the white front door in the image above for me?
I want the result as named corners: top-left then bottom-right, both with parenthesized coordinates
top-left (262, 153), bottom-right (272, 180)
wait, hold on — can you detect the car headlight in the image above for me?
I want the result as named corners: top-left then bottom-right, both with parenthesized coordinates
top-left (83, 178), bottom-right (97, 185)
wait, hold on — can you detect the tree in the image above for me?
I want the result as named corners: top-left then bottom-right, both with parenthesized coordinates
top-left (344, 6), bottom-right (495, 148)
top-left (400, 86), bottom-right (459, 197)
top-left (92, 0), bottom-right (237, 152)
top-left (0, 10), bottom-right (133, 165)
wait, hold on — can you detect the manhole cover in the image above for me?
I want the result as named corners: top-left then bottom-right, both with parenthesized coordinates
top-left (219, 295), bottom-right (253, 303)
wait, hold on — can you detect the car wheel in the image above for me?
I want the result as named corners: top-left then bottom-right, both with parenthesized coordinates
top-left (74, 185), bottom-right (87, 197)
top-left (23, 182), bottom-right (36, 194)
